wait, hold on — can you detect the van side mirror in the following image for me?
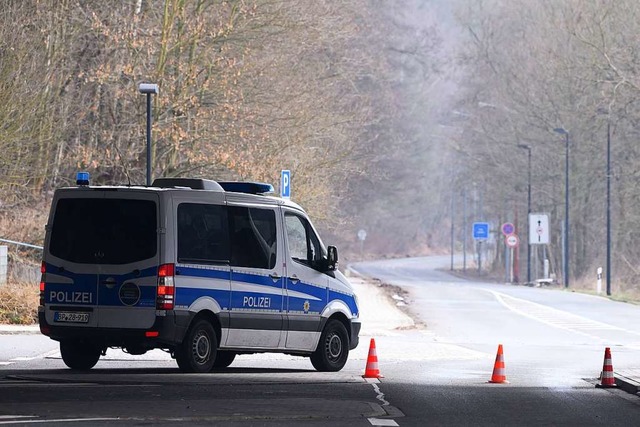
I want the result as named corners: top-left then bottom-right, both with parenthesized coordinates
top-left (327, 246), bottom-right (338, 271)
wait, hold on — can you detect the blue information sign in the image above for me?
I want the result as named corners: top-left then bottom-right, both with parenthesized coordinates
top-left (473, 222), bottom-right (490, 240)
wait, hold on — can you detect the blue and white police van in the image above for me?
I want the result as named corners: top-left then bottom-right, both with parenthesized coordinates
top-left (38, 174), bottom-right (360, 373)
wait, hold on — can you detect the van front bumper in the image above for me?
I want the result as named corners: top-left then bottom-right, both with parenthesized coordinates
top-left (350, 321), bottom-right (361, 350)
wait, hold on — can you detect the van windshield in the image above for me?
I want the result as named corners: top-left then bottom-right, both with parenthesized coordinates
top-left (49, 197), bottom-right (157, 264)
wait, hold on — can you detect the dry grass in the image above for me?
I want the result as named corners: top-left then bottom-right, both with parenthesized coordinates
top-left (0, 281), bottom-right (39, 324)
top-left (571, 276), bottom-right (640, 304)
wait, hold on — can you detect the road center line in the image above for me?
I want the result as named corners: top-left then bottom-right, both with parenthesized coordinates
top-left (367, 380), bottom-right (390, 406)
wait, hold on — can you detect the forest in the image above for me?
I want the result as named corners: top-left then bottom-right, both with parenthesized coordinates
top-left (2, 0), bottom-right (640, 295)
top-left (0, 0), bottom-right (446, 266)
top-left (453, 0), bottom-right (640, 294)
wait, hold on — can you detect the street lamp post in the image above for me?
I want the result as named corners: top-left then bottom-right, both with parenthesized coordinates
top-left (554, 127), bottom-right (570, 288)
top-left (139, 83), bottom-right (159, 186)
top-left (450, 191), bottom-right (455, 271)
top-left (517, 144), bottom-right (532, 283)
top-left (606, 121), bottom-right (611, 296)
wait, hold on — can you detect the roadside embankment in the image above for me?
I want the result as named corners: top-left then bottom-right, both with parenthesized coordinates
top-left (345, 267), bottom-right (416, 336)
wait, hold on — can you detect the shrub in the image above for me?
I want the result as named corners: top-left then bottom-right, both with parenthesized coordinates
top-left (0, 281), bottom-right (38, 324)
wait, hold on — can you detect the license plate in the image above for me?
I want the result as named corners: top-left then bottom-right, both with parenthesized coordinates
top-left (54, 312), bottom-right (90, 323)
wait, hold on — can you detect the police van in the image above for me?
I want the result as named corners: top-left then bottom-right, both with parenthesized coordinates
top-left (38, 174), bottom-right (360, 373)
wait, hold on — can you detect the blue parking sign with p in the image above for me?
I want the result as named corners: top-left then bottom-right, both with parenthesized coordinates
top-left (281, 170), bottom-right (291, 198)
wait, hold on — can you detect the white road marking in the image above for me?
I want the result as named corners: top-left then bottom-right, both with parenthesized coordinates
top-left (369, 381), bottom-right (390, 406)
top-left (0, 381), bottom-right (161, 388)
top-left (7, 349), bottom-right (60, 363)
top-left (365, 378), bottom-right (401, 425)
top-left (0, 418), bottom-right (119, 425)
top-left (368, 418), bottom-right (399, 426)
top-left (485, 290), bottom-right (640, 342)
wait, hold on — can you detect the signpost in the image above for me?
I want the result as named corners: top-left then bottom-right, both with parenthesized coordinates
top-left (357, 229), bottom-right (367, 257)
top-left (501, 223), bottom-right (515, 282)
top-left (472, 222), bottom-right (490, 273)
top-left (505, 233), bottom-right (519, 283)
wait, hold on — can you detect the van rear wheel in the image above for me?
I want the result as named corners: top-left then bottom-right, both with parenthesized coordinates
top-left (310, 319), bottom-right (349, 372)
top-left (60, 341), bottom-right (101, 370)
top-left (212, 351), bottom-right (236, 369)
top-left (175, 319), bottom-right (217, 373)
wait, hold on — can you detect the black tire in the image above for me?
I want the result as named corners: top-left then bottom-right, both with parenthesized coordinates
top-left (175, 319), bottom-right (217, 373)
top-left (212, 351), bottom-right (236, 369)
top-left (60, 341), bottom-right (101, 370)
top-left (310, 319), bottom-right (349, 372)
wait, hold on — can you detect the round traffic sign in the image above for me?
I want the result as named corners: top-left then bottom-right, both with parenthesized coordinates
top-left (505, 234), bottom-right (519, 248)
top-left (357, 229), bottom-right (367, 241)
top-left (501, 222), bottom-right (515, 236)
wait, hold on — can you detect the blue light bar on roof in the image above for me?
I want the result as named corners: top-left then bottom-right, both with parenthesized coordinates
top-left (76, 171), bottom-right (90, 186)
top-left (218, 182), bottom-right (275, 195)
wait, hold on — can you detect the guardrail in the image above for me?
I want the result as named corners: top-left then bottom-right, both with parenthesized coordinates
top-left (0, 238), bottom-right (43, 285)
top-left (0, 238), bottom-right (43, 250)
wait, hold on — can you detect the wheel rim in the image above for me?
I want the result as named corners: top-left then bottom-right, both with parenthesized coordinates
top-left (192, 330), bottom-right (211, 364)
top-left (325, 332), bottom-right (343, 361)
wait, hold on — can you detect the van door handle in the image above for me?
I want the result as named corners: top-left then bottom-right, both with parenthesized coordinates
top-left (288, 275), bottom-right (300, 284)
top-left (269, 273), bottom-right (281, 281)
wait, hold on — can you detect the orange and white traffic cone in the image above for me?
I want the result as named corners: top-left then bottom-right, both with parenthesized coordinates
top-left (596, 347), bottom-right (617, 388)
top-left (363, 338), bottom-right (383, 379)
top-left (488, 344), bottom-right (508, 384)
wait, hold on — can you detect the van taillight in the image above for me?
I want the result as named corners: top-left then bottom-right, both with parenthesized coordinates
top-left (156, 263), bottom-right (175, 310)
top-left (39, 262), bottom-right (46, 306)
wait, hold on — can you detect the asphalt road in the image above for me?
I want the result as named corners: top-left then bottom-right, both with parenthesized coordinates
top-left (352, 256), bottom-right (640, 426)
top-left (0, 277), bottom-right (399, 426)
top-left (2, 256), bottom-right (640, 426)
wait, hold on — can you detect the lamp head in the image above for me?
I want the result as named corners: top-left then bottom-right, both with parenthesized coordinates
top-left (138, 83), bottom-right (159, 94)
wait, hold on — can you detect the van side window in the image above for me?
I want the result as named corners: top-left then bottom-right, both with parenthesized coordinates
top-left (177, 203), bottom-right (230, 264)
top-left (229, 206), bottom-right (277, 269)
top-left (285, 214), bottom-right (322, 266)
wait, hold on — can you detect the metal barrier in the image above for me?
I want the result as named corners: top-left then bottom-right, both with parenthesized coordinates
top-left (0, 238), bottom-right (43, 250)
top-left (0, 238), bottom-right (43, 285)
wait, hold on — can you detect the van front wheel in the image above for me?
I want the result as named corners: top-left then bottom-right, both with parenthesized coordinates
top-left (310, 319), bottom-right (349, 372)
top-left (60, 341), bottom-right (101, 370)
top-left (175, 319), bottom-right (217, 373)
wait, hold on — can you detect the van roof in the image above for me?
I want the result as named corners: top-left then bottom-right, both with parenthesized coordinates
top-left (57, 178), bottom-right (306, 212)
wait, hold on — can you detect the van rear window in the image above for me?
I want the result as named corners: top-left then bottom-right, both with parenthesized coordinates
top-left (50, 198), bottom-right (157, 264)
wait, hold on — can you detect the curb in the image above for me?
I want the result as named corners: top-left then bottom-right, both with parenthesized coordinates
top-left (615, 372), bottom-right (640, 395)
top-left (0, 324), bottom-right (40, 334)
